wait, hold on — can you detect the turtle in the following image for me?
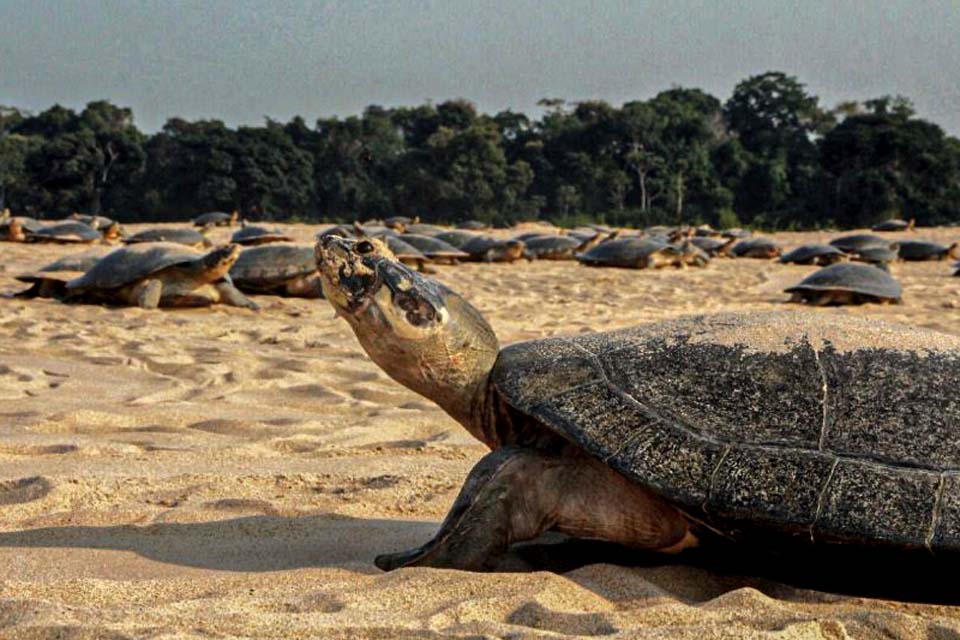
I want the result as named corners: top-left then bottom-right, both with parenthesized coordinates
top-left (521, 235), bottom-right (589, 260)
top-left (578, 238), bottom-right (684, 269)
top-left (231, 224), bottom-right (293, 246)
top-left (457, 220), bottom-right (490, 231)
top-left (193, 210), bottom-right (239, 227)
top-left (65, 242), bottom-right (258, 309)
top-left (406, 223), bottom-right (446, 236)
top-left (872, 218), bottom-right (915, 232)
top-left (229, 244), bottom-right (323, 298)
top-left (513, 231), bottom-right (558, 243)
top-left (828, 234), bottom-right (892, 254)
top-left (434, 230), bottom-right (479, 249)
top-left (778, 244), bottom-right (848, 266)
top-left (896, 240), bottom-right (960, 262)
top-left (69, 213), bottom-right (116, 230)
top-left (315, 234), bottom-right (960, 573)
top-left (124, 227), bottom-right (212, 249)
top-left (384, 216), bottom-right (418, 231)
top-left (14, 249), bottom-right (109, 299)
top-left (732, 237), bottom-right (782, 259)
top-left (25, 221), bottom-right (102, 244)
top-left (1, 216), bottom-right (44, 242)
top-left (678, 241), bottom-right (711, 267)
top-left (378, 235), bottom-right (433, 272)
top-left (721, 228), bottom-right (752, 239)
top-left (850, 244), bottom-right (899, 271)
top-left (784, 263), bottom-right (902, 305)
top-left (399, 234), bottom-right (470, 264)
top-left (689, 236), bottom-right (736, 257)
top-left (461, 236), bottom-right (528, 263)
top-left (694, 224), bottom-right (722, 237)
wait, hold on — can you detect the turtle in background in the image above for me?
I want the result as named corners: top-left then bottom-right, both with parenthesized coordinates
top-left (315, 234), bottom-right (960, 573)
top-left (784, 263), bottom-right (902, 305)
top-left (69, 213), bottom-right (116, 231)
top-left (25, 221), bottom-right (103, 244)
top-left (124, 227), bottom-right (212, 249)
top-left (229, 244), bottom-right (323, 298)
top-left (231, 223), bottom-right (293, 246)
top-left (872, 218), bottom-right (915, 232)
top-left (1, 216), bottom-right (44, 242)
top-left (721, 228), bottom-right (752, 239)
top-left (384, 216), bottom-right (418, 231)
top-left (65, 242), bottom-right (258, 309)
top-left (434, 230), bottom-right (480, 249)
top-left (399, 234), bottom-right (470, 264)
top-left (779, 244), bottom-right (848, 266)
top-left (13, 249), bottom-right (110, 299)
top-left (193, 210), bottom-right (239, 228)
top-left (457, 220), bottom-right (490, 231)
top-left (461, 236), bottom-right (528, 263)
top-left (896, 240), bottom-right (960, 262)
top-left (523, 233), bottom-right (607, 260)
top-left (406, 222), bottom-right (446, 236)
top-left (828, 233), bottom-right (892, 254)
top-left (578, 238), bottom-right (685, 269)
top-left (732, 237), bottom-right (782, 258)
top-left (689, 236), bottom-right (736, 257)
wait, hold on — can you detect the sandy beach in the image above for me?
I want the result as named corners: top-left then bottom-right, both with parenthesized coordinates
top-left (2, 223), bottom-right (960, 639)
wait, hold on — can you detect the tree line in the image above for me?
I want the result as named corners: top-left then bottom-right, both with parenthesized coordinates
top-left (2, 71), bottom-right (959, 230)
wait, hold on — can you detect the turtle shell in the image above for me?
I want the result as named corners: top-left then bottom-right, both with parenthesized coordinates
top-left (784, 263), bottom-right (902, 301)
top-left (406, 223), bottom-right (445, 236)
top-left (829, 234), bottom-right (891, 253)
top-left (434, 230), bottom-right (478, 248)
top-left (70, 214), bottom-right (115, 230)
top-left (28, 222), bottom-right (101, 243)
top-left (66, 242), bottom-right (203, 291)
top-left (229, 244), bottom-right (316, 284)
top-left (689, 237), bottom-right (733, 256)
top-left (400, 234), bottom-right (469, 259)
top-left (231, 225), bottom-right (292, 245)
top-left (380, 236), bottom-right (426, 261)
top-left (732, 237), bottom-right (782, 258)
top-left (490, 311), bottom-right (960, 551)
top-left (457, 220), bottom-right (489, 230)
top-left (124, 227), bottom-right (210, 247)
top-left (522, 235), bottom-right (581, 258)
top-left (779, 244), bottom-right (847, 265)
top-left (37, 250), bottom-right (110, 273)
top-left (460, 236), bottom-right (520, 260)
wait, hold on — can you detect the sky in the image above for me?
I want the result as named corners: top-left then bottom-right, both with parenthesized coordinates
top-left (1, 0), bottom-right (958, 134)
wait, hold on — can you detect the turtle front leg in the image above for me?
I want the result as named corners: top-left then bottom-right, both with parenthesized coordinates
top-left (375, 446), bottom-right (695, 572)
top-left (132, 279), bottom-right (163, 308)
top-left (215, 281), bottom-right (260, 310)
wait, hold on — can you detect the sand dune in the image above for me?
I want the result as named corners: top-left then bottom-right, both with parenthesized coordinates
top-left (2, 223), bottom-right (960, 638)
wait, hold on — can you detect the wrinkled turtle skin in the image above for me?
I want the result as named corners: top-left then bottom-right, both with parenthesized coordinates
top-left (315, 235), bottom-right (960, 575)
top-left (229, 244), bottom-right (323, 298)
top-left (779, 244), bottom-right (848, 266)
top-left (66, 242), bottom-right (258, 309)
top-left (124, 227), bottom-right (212, 249)
top-left (784, 263), bottom-right (902, 305)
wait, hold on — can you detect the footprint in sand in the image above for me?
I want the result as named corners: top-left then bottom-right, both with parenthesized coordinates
top-left (506, 602), bottom-right (617, 636)
top-left (0, 476), bottom-right (52, 505)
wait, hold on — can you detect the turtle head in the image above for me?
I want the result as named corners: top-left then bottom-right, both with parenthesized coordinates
top-left (7, 217), bottom-right (24, 242)
top-left (316, 235), bottom-right (499, 440)
top-left (201, 244), bottom-right (242, 281)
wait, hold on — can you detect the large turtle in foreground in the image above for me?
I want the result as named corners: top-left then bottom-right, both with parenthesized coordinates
top-left (66, 243), bottom-right (258, 309)
top-left (229, 244), bottom-right (323, 298)
top-left (316, 236), bottom-right (960, 572)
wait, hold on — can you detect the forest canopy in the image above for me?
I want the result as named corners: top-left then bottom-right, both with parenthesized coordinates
top-left (2, 71), bottom-right (959, 230)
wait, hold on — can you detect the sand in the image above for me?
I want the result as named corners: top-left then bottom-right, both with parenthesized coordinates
top-left (1, 223), bottom-right (959, 639)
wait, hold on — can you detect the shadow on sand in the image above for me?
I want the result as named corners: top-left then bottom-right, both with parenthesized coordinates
top-left (0, 514), bottom-right (956, 604)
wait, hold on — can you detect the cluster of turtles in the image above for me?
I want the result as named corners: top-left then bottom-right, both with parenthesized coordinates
top-left (5, 207), bottom-right (960, 308)
top-left (6, 209), bottom-right (321, 308)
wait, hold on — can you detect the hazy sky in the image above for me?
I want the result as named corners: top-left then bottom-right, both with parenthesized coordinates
top-left (2, 0), bottom-right (958, 134)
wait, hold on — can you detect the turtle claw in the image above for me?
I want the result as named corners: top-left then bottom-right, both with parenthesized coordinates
top-left (374, 547), bottom-right (427, 571)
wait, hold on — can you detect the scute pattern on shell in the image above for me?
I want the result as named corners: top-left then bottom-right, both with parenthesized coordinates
top-left (491, 311), bottom-right (960, 550)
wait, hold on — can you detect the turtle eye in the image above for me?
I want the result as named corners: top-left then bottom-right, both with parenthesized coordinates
top-left (356, 241), bottom-right (374, 255)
